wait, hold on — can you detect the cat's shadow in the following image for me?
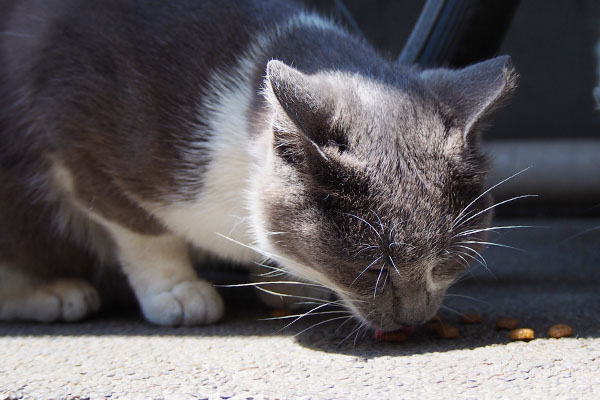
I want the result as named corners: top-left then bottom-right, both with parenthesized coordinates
top-left (1, 281), bottom-right (598, 358)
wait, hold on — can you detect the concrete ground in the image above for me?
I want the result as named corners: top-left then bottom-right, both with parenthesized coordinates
top-left (1, 218), bottom-right (599, 399)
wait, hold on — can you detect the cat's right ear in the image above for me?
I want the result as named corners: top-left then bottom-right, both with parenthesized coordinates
top-left (263, 60), bottom-right (334, 165)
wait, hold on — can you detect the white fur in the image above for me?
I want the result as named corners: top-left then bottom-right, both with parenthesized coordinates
top-left (82, 213), bottom-right (224, 326)
top-left (150, 12), bottom-right (344, 264)
top-left (47, 161), bottom-right (115, 263)
top-left (0, 266), bottom-right (100, 322)
top-left (48, 160), bottom-right (224, 326)
top-left (2, 10), bottom-right (349, 325)
top-left (150, 55), bottom-right (258, 264)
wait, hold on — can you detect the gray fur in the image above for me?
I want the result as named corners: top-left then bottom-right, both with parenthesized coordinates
top-left (0, 0), bottom-right (516, 329)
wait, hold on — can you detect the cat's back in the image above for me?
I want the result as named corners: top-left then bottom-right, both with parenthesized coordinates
top-left (0, 0), bottom-right (303, 199)
top-left (1, 0), bottom-right (300, 105)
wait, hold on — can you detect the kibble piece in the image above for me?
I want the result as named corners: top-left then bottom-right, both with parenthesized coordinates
top-left (509, 328), bottom-right (535, 341)
top-left (548, 324), bottom-right (573, 338)
top-left (378, 331), bottom-right (410, 343)
top-left (460, 314), bottom-right (483, 324)
top-left (435, 323), bottom-right (460, 339)
top-left (496, 317), bottom-right (519, 330)
top-left (270, 309), bottom-right (292, 318)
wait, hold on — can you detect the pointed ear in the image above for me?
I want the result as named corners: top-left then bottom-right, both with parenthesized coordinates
top-left (421, 55), bottom-right (517, 135)
top-left (264, 60), bottom-right (333, 140)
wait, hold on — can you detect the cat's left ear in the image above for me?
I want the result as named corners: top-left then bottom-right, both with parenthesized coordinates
top-left (264, 59), bottom-right (332, 137)
top-left (420, 55), bottom-right (517, 137)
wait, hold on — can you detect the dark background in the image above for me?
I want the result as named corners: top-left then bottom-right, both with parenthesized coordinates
top-left (303, 0), bottom-right (600, 142)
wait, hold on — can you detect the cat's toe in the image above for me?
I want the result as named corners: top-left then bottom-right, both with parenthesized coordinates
top-left (24, 290), bottom-right (62, 322)
top-left (141, 292), bottom-right (184, 326)
top-left (172, 281), bottom-right (224, 326)
top-left (47, 279), bottom-right (101, 322)
top-left (140, 280), bottom-right (224, 326)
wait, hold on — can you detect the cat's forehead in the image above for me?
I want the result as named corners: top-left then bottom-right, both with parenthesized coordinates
top-left (326, 72), bottom-right (448, 135)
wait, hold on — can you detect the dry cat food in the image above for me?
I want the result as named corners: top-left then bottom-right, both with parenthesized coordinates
top-left (435, 323), bottom-right (460, 339)
top-left (376, 330), bottom-right (410, 343)
top-left (509, 328), bottom-right (535, 341)
top-left (460, 314), bottom-right (483, 324)
top-left (548, 324), bottom-right (573, 338)
top-left (496, 317), bottom-right (519, 330)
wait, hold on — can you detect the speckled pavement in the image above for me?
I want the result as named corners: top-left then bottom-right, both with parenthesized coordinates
top-left (1, 218), bottom-right (599, 399)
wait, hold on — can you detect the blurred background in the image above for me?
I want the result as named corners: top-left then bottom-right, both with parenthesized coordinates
top-left (303, 0), bottom-right (600, 217)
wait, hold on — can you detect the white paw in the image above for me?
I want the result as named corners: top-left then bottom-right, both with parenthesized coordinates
top-left (139, 280), bottom-right (224, 326)
top-left (0, 279), bottom-right (100, 322)
top-left (46, 279), bottom-right (101, 322)
top-left (254, 281), bottom-right (336, 310)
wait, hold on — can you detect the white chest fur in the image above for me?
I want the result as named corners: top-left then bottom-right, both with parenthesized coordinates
top-left (151, 60), bottom-right (261, 264)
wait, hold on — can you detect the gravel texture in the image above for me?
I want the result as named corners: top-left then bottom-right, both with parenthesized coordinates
top-left (1, 218), bottom-right (599, 399)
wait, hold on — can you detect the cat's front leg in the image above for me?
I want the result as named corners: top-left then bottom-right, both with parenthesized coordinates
top-left (106, 225), bottom-right (224, 326)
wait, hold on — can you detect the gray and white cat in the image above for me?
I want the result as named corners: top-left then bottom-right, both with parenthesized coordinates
top-left (0, 0), bottom-right (515, 331)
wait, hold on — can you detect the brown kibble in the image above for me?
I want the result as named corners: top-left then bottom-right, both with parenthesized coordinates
top-left (435, 323), bottom-right (460, 339)
top-left (270, 309), bottom-right (292, 318)
top-left (496, 317), bottom-right (519, 330)
top-left (460, 314), bottom-right (483, 324)
top-left (548, 324), bottom-right (573, 338)
top-left (379, 331), bottom-right (410, 343)
top-left (425, 314), bottom-right (443, 331)
top-left (509, 328), bottom-right (535, 341)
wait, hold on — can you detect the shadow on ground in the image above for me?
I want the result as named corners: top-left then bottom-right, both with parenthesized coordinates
top-left (1, 280), bottom-right (598, 359)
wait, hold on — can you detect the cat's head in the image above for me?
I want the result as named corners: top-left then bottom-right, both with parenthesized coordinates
top-left (252, 56), bottom-right (516, 331)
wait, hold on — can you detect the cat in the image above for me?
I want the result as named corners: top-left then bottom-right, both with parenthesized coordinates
top-left (0, 0), bottom-right (516, 331)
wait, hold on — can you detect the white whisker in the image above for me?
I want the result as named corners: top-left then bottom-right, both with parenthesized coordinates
top-left (381, 269), bottom-right (390, 292)
top-left (440, 305), bottom-right (466, 318)
top-left (250, 285), bottom-right (337, 304)
top-left (455, 194), bottom-right (538, 229)
top-left (215, 232), bottom-right (296, 264)
top-left (458, 240), bottom-right (527, 253)
top-left (371, 209), bottom-right (386, 236)
top-left (261, 310), bottom-right (350, 321)
top-left (354, 245), bottom-right (380, 258)
top-left (216, 281), bottom-right (328, 289)
top-left (453, 225), bottom-right (537, 239)
top-left (345, 213), bottom-right (382, 241)
top-left (562, 226), bottom-right (600, 243)
top-left (453, 166), bottom-right (532, 228)
top-left (337, 321), bottom-right (363, 347)
top-left (351, 255), bottom-right (383, 286)
top-left (454, 245), bottom-right (488, 269)
top-left (278, 300), bottom-right (349, 331)
top-left (294, 316), bottom-right (353, 337)
top-left (388, 220), bottom-right (404, 241)
top-left (373, 264), bottom-right (385, 299)
top-left (452, 253), bottom-right (472, 270)
top-left (354, 324), bottom-right (368, 348)
top-left (388, 255), bottom-right (400, 275)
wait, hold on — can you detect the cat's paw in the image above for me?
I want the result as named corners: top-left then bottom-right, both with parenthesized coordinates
top-left (46, 279), bottom-right (101, 321)
top-left (0, 279), bottom-right (101, 322)
top-left (140, 280), bottom-right (224, 326)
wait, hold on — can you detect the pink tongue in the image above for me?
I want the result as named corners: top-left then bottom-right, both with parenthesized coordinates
top-left (375, 327), bottom-right (415, 340)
